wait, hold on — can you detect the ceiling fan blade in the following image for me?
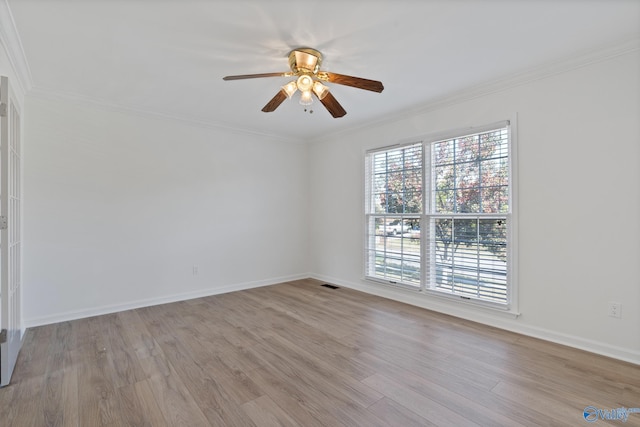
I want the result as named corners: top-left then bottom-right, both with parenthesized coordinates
top-left (261, 90), bottom-right (288, 113)
top-left (223, 72), bottom-right (290, 81)
top-left (318, 92), bottom-right (347, 118)
top-left (321, 72), bottom-right (384, 93)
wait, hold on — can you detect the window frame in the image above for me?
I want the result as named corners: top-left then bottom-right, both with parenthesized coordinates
top-left (364, 119), bottom-right (518, 312)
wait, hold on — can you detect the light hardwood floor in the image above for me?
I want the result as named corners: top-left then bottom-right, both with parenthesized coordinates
top-left (1, 279), bottom-right (639, 426)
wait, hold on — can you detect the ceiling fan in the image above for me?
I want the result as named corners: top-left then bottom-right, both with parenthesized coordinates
top-left (223, 47), bottom-right (384, 118)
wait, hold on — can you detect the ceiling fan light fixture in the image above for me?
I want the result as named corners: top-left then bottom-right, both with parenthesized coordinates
top-left (224, 46), bottom-right (383, 118)
top-left (312, 81), bottom-right (329, 100)
top-left (299, 90), bottom-right (313, 106)
top-left (282, 81), bottom-right (297, 98)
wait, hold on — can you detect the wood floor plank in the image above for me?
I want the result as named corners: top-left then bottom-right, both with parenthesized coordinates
top-left (59, 366), bottom-right (80, 427)
top-left (245, 284), bottom-right (361, 339)
top-left (42, 368), bottom-right (65, 427)
top-left (5, 375), bottom-right (48, 427)
top-left (355, 351), bottom-right (548, 427)
top-left (0, 381), bottom-right (17, 424)
top-left (246, 366), bottom-right (344, 427)
top-left (363, 373), bottom-right (481, 426)
top-left (115, 309), bottom-right (162, 360)
top-left (241, 395), bottom-right (299, 427)
top-left (244, 339), bottom-right (389, 427)
top-left (45, 321), bottom-right (75, 374)
top-left (200, 352), bottom-right (264, 405)
top-left (117, 379), bottom-right (169, 427)
top-left (147, 371), bottom-right (211, 427)
top-left (234, 304), bottom-right (374, 381)
top-left (138, 353), bottom-right (173, 379)
top-left (75, 316), bottom-right (125, 426)
top-left (491, 379), bottom-right (589, 425)
top-left (154, 335), bottom-right (257, 427)
top-left (102, 313), bottom-right (148, 387)
top-left (11, 323), bottom-right (55, 381)
top-left (262, 332), bottom-right (384, 408)
top-left (368, 396), bottom-right (437, 427)
top-left (364, 353), bottom-right (528, 426)
top-left (2, 279), bottom-right (638, 426)
top-left (37, 322), bottom-right (78, 427)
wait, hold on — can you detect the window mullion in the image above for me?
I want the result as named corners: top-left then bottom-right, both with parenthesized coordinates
top-left (476, 217), bottom-right (481, 299)
top-left (478, 136), bottom-right (483, 213)
top-left (422, 141), bottom-right (430, 291)
top-left (453, 139), bottom-right (457, 213)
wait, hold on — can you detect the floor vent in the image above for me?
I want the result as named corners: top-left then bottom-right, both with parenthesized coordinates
top-left (321, 284), bottom-right (340, 289)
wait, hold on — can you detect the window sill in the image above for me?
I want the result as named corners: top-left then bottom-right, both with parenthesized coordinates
top-left (363, 276), bottom-right (521, 319)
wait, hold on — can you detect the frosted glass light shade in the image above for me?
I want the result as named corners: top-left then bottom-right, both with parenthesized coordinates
top-left (282, 81), bottom-right (297, 98)
top-left (296, 75), bottom-right (314, 92)
top-left (312, 81), bottom-right (329, 100)
top-left (299, 90), bottom-right (313, 106)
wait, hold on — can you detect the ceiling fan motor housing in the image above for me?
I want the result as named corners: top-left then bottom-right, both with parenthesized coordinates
top-left (289, 48), bottom-right (323, 74)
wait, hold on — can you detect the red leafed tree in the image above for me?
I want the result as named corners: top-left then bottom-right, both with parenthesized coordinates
top-left (375, 145), bottom-right (422, 229)
top-left (433, 131), bottom-right (508, 262)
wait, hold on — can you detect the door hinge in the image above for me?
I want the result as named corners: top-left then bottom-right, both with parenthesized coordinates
top-left (0, 103), bottom-right (6, 117)
top-left (0, 329), bottom-right (7, 344)
top-left (0, 216), bottom-right (6, 230)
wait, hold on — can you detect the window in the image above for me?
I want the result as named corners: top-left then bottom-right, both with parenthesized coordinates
top-left (365, 122), bottom-right (513, 307)
top-left (365, 143), bottom-right (422, 288)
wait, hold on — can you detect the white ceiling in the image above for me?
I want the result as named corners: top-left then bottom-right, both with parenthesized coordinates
top-left (7, 0), bottom-right (640, 140)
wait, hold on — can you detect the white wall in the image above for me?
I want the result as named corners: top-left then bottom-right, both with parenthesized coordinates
top-left (23, 97), bottom-right (309, 325)
top-left (309, 50), bottom-right (640, 363)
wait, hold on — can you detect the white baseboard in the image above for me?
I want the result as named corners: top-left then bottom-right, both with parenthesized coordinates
top-left (24, 273), bottom-right (309, 328)
top-left (310, 273), bottom-right (640, 365)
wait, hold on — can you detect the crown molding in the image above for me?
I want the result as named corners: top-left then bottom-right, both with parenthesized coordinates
top-left (0, 0), bottom-right (33, 95)
top-left (28, 87), bottom-right (303, 144)
top-left (311, 36), bottom-right (640, 143)
top-left (410, 36), bottom-right (640, 114)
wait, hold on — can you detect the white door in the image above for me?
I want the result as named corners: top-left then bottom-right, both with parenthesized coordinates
top-left (0, 75), bottom-right (23, 387)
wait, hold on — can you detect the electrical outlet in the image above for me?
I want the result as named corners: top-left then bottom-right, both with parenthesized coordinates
top-left (608, 302), bottom-right (621, 319)
top-left (192, 265), bottom-right (199, 276)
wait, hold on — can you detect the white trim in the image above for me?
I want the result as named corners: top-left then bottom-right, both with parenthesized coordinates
top-left (27, 88), bottom-right (303, 144)
top-left (507, 113), bottom-right (519, 313)
top-left (421, 286), bottom-right (511, 311)
top-left (399, 120), bottom-right (511, 147)
top-left (0, 0), bottom-right (32, 95)
top-left (23, 273), bottom-right (309, 328)
top-left (311, 37), bottom-right (640, 143)
top-left (310, 273), bottom-right (640, 365)
top-left (366, 141), bottom-right (415, 155)
top-left (402, 38), bottom-right (639, 119)
top-left (364, 275), bottom-right (421, 291)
